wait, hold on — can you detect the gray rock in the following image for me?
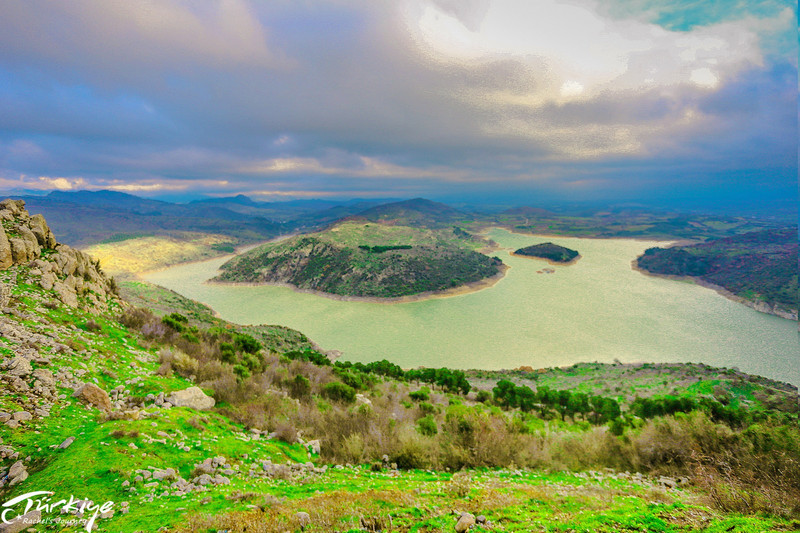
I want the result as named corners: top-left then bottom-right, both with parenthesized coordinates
top-left (5, 356), bottom-right (32, 378)
top-left (455, 512), bottom-right (475, 532)
top-left (0, 227), bottom-right (12, 270)
top-left (167, 387), bottom-right (215, 410)
top-left (0, 510), bottom-right (41, 533)
top-left (11, 411), bottom-right (31, 422)
top-left (295, 511), bottom-right (311, 529)
top-left (307, 439), bottom-right (321, 455)
top-left (195, 474), bottom-right (213, 486)
top-left (58, 436), bottom-right (75, 449)
top-left (72, 383), bottom-right (113, 412)
top-left (151, 468), bottom-right (177, 481)
top-left (7, 461), bottom-right (28, 486)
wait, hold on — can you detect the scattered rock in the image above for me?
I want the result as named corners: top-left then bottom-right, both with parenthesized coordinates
top-left (58, 436), bottom-right (75, 449)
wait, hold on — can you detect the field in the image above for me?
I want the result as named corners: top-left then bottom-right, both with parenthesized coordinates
top-left (84, 233), bottom-right (239, 276)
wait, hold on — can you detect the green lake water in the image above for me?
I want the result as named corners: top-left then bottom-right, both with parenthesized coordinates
top-left (142, 228), bottom-right (800, 386)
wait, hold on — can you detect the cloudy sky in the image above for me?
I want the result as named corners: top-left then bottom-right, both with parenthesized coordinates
top-left (0, 0), bottom-right (796, 209)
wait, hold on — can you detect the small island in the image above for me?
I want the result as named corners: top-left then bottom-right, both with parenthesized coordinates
top-left (212, 221), bottom-right (505, 299)
top-left (512, 242), bottom-right (580, 264)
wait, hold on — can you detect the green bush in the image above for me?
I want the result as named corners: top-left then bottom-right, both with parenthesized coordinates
top-left (322, 381), bottom-right (356, 403)
top-left (417, 415), bottom-right (438, 436)
top-left (409, 387), bottom-right (430, 402)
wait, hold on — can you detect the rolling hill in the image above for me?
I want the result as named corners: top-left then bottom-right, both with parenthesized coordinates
top-left (214, 221), bottom-right (504, 298)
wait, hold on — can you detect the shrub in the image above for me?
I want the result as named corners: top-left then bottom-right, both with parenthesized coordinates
top-left (409, 387), bottom-right (430, 402)
top-left (162, 312), bottom-right (188, 332)
top-left (234, 333), bottom-right (262, 354)
top-left (289, 375), bottom-right (311, 400)
top-left (417, 415), bottom-right (438, 436)
top-left (322, 382), bottom-right (356, 403)
top-left (476, 390), bottom-right (492, 403)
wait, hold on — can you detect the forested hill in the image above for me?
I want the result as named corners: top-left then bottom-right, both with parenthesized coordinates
top-left (214, 221), bottom-right (503, 298)
top-left (636, 228), bottom-right (798, 318)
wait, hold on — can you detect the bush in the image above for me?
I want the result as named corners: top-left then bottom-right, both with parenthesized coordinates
top-left (162, 312), bottom-right (188, 333)
top-left (322, 382), bottom-right (356, 403)
top-left (289, 375), bottom-right (311, 400)
top-left (417, 415), bottom-right (438, 436)
top-left (409, 387), bottom-right (430, 402)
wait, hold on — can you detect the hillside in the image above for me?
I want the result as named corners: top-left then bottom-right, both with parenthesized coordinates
top-left (214, 221), bottom-right (504, 298)
top-left (513, 242), bottom-right (580, 264)
top-left (497, 207), bottom-right (784, 240)
top-left (636, 228), bottom-right (798, 319)
top-left (0, 201), bottom-right (799, 531)
top-left (18, 191), bottom-right (288, 247)
top-left (349, 198), bottom-right (472, 228)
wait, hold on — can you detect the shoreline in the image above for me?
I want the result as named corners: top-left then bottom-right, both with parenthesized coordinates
top-left (509, 251), bottom-right (582, 266)
top-left (630, 260), bottom-right (798, 321)
top-left (207, 263), bottom-right (510, 304)
top-left (482, 225), bottom-right (689, 244)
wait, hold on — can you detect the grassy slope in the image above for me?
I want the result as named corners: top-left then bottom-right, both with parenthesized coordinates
top-left (467, 362), bottom-right (798, 412)
top-left (215, 221), bottom-right (502, 297)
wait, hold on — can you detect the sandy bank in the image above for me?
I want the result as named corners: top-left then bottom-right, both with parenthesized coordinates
top-left (509, 251), bottom-right (582, 266)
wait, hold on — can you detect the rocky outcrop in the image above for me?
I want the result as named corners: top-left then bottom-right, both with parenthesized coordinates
top-left (0, 198), bottom-right (119, 313)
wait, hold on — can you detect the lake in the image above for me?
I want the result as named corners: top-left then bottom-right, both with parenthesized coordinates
top-left (142, 228), bottom-right (800, 386)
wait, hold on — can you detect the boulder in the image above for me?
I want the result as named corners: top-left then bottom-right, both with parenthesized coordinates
top-left (306, 439), bottom-right (321, 455)
top-left (8, 238), bottom-right (28, 264)
top-left (295, 511), bottom-right (311, 530)
top-left (0, 199), bottom-right (23, 215)
top-left (6, 461), bottom-right (28, 486)
top-left (0, 510), bottom-right (41, 533)
top-left (0, 228), bottom-right (11, 270)
top-left (28, 214), bottom-right (56, 248)
top-left (72, 383), bottom-right (113, 412)
top-left (58, 437), bottom-right (76, 449)
top-left (455, 512), bottom-right (475, 532)
top-left (152, 468), bottom-right (177, 481)
top-left (5, 356), bottom-right (32, 378)
top-left (167, 387), bottom-right (215, 410)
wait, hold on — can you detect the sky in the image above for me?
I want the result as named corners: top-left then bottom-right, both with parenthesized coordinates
top-left (0, 0), bottom-right (796, 211)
